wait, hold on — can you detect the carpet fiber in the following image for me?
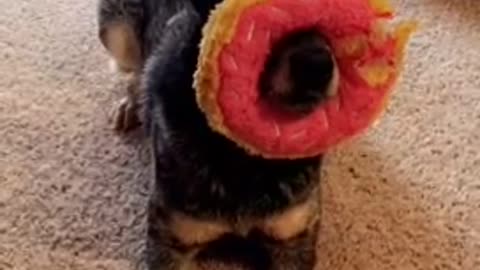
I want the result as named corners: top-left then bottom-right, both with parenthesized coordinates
top-left (0, 0), bottom-right (479, 269)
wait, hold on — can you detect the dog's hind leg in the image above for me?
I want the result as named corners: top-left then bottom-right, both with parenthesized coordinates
top-left (97, 0), bottom-right (145, 132)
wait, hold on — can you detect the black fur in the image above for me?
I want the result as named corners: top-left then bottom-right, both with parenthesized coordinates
top-left (97, 1), bottom-right (327, 269)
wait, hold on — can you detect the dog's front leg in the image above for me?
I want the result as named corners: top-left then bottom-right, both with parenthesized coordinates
top-left (97, 0), bottom-right (145, 132)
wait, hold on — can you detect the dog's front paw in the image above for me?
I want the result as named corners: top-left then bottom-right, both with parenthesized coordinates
top-left (112, 97), bottom-right (140, 133)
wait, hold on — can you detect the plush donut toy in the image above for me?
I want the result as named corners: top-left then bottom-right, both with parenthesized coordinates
top-left (194, 0), bottom-right (416, 159)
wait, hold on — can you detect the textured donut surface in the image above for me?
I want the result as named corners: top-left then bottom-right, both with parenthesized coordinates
top-left (194, 0), bottom-right (416, 159)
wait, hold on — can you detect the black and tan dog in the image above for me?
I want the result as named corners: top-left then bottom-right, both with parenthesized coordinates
top-left (97, 0), bottom-right (336, 269)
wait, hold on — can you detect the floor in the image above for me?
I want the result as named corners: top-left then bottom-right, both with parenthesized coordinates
top-left (0, 0), bottom-right (479, 269)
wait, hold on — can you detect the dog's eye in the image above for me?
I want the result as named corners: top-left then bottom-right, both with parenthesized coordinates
top-left (258, 199), bottom-right (316, 241)
top-left (169, 212), bottom-right (231, 246)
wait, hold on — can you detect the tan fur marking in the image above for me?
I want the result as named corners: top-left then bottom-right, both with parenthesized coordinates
top-left (260, 199), bottom-right (316, 240)
top-left (170, 213), bottom-right (231, 246)
top-left (100, 22), bottom-right (142, 73)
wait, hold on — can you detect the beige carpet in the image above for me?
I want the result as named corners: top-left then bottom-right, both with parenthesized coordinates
top-left (1, 0), bottom-right (479, 269)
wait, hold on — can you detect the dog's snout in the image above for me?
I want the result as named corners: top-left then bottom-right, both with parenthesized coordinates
top-left (259, 29), bottom-right (337, 114)
top-left (289, 45), bottom-right (334, 99)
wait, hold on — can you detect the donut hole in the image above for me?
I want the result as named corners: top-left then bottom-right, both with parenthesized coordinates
top-left (259, 28), bottom-right (338, 115)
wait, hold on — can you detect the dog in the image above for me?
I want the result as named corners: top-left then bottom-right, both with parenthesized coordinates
top-left (97, 0), bottom-right (337, 269)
